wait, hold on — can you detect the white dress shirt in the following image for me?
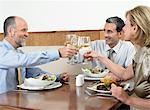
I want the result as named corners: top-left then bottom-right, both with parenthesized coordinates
top-left (91, 40), bottom-right (136, 69)
top-left (0, 40), bottom-right (60, 94)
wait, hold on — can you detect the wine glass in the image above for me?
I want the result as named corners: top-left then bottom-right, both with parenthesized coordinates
top-left (78, 36), bottom-right (92, 64)
top-left (65, 34), bottom-right (78, 65)
top-left (64, 34), bottom-right (74, 46)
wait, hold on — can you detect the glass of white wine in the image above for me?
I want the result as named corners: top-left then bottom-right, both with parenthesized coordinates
top-left (65, 34), bottom-right (79, 65)
top-left (78, 36), bottom-right (92, 64)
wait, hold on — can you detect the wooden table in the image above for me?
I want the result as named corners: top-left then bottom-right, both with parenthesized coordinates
top-left (0, 76), bottom-right (120, 110)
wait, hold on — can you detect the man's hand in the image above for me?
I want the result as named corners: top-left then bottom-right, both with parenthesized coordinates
top-left (58, 46), bottom-right (78, 58)
top-left (60, 72), bottom-right (69, 82)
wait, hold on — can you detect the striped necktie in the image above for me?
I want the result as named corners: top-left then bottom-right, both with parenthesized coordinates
top-left (16, 49), bottom-right (23, 85)
top-left (16, 67), bottom-right (22, 85)
top-left (108, 49), bottom-right (114, 61)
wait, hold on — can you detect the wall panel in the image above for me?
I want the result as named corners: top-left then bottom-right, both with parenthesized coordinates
top-left (0, 30), bottom-right (104, 46)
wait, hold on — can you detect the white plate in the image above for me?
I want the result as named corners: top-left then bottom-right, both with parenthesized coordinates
top-left (85, 90), bottom-right (112, 97)
top-left (87, 82), bottom-right (130, 94)
top-left (24, 75), bottom-right (56, 87)
top-left (87, 83), bottom-right (111, 93)
top-left (82, 68), bottom-right (109, 78)
top-left (17, 82), bottom-right (62, 90)
top-left (84, 76), bottom-right (101, 81)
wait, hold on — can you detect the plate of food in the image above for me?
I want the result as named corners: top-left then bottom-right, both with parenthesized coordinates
top-left (82, 66), bottom-right (109, 78)
top-left (84, 76), bottom-right (101, 81)
top-left (87, 76), bottom-right (116, 93)
top-left (23, 74), bottom-right (57, 87)
top-left (87, 76), bottom-right (130, 94)
top-left (17, 82), bottom-right (62, 90)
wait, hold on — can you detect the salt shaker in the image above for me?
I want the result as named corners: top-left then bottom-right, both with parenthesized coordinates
top-left (76, 74), bottom-right (84, 86)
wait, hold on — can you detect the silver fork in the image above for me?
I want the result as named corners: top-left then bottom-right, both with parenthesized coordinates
top-left (123, 83), bottom-right (130, 90)
top-left (85, 90), bottom-right (112, 97)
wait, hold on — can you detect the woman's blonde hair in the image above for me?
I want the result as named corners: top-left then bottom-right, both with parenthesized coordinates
top-left (126, 5), bottom-right (150, 47)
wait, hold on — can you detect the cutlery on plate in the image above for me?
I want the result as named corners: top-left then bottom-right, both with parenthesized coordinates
top-left (123, 83), bottom-right (130, 90)
top-left (85, 90), bottom-right (112, 97)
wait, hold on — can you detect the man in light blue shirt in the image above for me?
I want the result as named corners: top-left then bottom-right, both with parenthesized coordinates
top-left (84, 16), bottom-right (136, 80)
top-left (0, 16), bottom-right (78, 94)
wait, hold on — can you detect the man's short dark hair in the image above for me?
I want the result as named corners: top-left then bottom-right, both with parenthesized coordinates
top-left (106, 16), bottom-right (125, 32)
top-left (3, 16), bottom-right (16, 37)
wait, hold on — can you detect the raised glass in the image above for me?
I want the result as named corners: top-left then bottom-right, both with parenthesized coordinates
top-left (65, 34), bottom-right (79, 65)
top-left (78, 36), bottom-right (92, 64)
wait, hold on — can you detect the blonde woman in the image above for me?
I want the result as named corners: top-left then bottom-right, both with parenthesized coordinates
top-left (111, 5), bottom-right (150, 110)
top-left (84, 5), bottom-right (150, 109)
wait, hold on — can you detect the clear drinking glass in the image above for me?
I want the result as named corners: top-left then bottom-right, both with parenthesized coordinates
top-left (65, 34), bottom-right (78, 65)
top-left (78, 36), bottom-right (92, 64)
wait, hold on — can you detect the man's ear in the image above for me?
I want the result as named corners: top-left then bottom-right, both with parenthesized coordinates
top-left (7, 26), bottom-right (15, 37)
top-left (118, 31), bottom-right (123, 39)
top-left (119, 31), bottom-right (123, 35)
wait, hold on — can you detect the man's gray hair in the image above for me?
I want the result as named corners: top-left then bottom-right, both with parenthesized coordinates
top-left (3, 16), bottom-right (16, 37)
top-left (106, 16), bottom-right (125, 32)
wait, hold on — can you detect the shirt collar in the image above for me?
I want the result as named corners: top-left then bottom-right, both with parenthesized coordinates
top-left (3, 39), bottom-right (16, 50)
top-left (105, 40), bottom-right (122, 54)
top-left (105, 42), bottom-right (111, 51)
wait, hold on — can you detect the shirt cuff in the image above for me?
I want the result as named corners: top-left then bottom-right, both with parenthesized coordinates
top-left (55, 74), bottom-right (61, 82)
top-left (47, 50), bottom-right (60, 61)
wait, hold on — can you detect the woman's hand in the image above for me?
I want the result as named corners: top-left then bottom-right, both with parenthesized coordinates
top-left (110, 84), bottom-right (130, 104)
top-left (83, 51), bottom-right (101, 61)
top-left (106, 72), bottom-right (121, 81)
